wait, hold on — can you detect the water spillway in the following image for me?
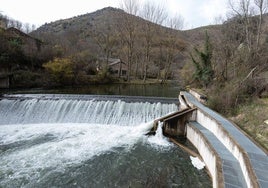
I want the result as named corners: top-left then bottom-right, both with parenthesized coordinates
top-left (0, 94), bottom-right (177, 125)
top-left (0, 94), bottom-right (212, 187)
top-left (180, 91), bottom-right (268, 188)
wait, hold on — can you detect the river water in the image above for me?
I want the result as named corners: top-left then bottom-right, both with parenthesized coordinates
top-left (0, 85), bottom-right (211, 187)
top-left (2, 84), bottom-right (181, 97)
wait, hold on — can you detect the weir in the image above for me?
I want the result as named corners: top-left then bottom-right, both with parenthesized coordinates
top-left (177, 91), bottom-right (268, 188)
top-left (153, 107), bottom-right (196, 137)
top-left (0, 93), bottom-right (214, 187)
top-left (150, 90), bottom-right (268, 188)
top-left (0, 94), bottom-right (178, 125)
top-left (3, 92), bottom-right (266, 187)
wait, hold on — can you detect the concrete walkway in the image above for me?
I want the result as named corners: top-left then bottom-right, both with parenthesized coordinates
top-left (190, 121), bottom-right (247, 188)
top-left (182, 92), bottom-right (268, 188)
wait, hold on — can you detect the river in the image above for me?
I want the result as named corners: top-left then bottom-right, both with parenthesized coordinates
top-left (0, 84), bottom-right (211, 187)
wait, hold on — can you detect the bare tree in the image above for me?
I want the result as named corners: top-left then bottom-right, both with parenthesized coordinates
top-left (159, 25), bottom-right (185, 83)
top-left (119, 0), bottom-right (139, 16)
top-left (214, 15), bottom-right (226, 25)
top-left (7, 19), bottom-right (23, 31)
top-left (229, 0), bottom-right (253, 52)
top-left (24, 23), bottom-right (31, 33)
top-left (0, 13), bottom-right (8, 28)
top-left (91, 23), bottom-right (118, 67)
top-left (229, 0), bottom-right (268, 51)
top-left (119, 0), bottom-right (141, 81)
top-left (254, 0), bottom-right (268, 49)
top-left (139, 1), bottom-right (169, 82)
top-left (141, 0), bottom-right (168, 25)
top-left (167, 14), bottom-right (184, 30)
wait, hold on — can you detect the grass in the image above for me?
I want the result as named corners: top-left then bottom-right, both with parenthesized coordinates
top-left (229, 98), bottom-right (268, 151)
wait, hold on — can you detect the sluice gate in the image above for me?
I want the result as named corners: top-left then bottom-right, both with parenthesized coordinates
top-left (179, 91), bottom-right (268, 188)
top-left (151, 90), bottom-right (268, 188)
top-left (153, 107), bottom-right (197, 137)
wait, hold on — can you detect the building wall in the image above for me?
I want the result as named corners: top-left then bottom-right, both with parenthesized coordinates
top-left (109, 63), bottom-right (127, 77)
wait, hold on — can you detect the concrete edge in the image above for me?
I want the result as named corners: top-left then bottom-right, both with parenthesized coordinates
top-left (196, 106), bottom-right (260, 188)
top-left (187, 123), bottom-right (224, 188)
top-left (190, 88), bottom-right (268, 155)
top-left (180, 91), bottom-right (260, 188)
top-left (189, 89), bottom-right (207, 104)
top-left (226, 117), bottom-right (268, 156)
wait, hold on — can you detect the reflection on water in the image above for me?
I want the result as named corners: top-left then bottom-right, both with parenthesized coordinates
top-left (1, 84), bottom-right (181, 98)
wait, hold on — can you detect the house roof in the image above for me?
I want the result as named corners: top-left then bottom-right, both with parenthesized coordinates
top-left (109, 61), bottom-right (126, 66)
top-left (98, 57), bottom-right (126, 66)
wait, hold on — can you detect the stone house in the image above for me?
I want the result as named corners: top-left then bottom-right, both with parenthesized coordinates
top-left (97, 58), bottom-right (128, 78)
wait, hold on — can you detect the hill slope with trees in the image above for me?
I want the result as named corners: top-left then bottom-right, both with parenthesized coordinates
top-left (31, 7), bottom-right (187, 84)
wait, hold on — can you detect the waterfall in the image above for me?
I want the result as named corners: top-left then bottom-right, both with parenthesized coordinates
top-left (148, 122), bottom-right (171, 147)
top-left (0, 96), bottom-right (211, 187)
top-left (0, 96), bottom-right (177, 186)
top-left (0, 98), bottom-right (177, 126)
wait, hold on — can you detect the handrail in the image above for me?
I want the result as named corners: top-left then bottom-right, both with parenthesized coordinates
top-left (163, 108), bottom-right (196, 122)
top-left (155, 107), bottom-right (196, 123)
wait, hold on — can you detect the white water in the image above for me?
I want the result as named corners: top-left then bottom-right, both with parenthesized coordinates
top-left (0, 98), bottom-right (178, 185)
top-left (190, 156), bottom-right (205, 170)
top-left (0, 122), bottom-right (156, 184)
top-left (0, 99), bottom-right (176, 125)
top-left (148, 122), bottom-right (172, 148)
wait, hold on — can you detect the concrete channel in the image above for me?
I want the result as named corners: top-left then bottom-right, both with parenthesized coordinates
top-left (178, 91), bottom-right (268, 188)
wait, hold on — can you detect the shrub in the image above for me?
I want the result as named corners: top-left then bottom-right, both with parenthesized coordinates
top-left (11, 70), bottom-right (44, 88)
top-left (43, 57), bottom-right (75, 85)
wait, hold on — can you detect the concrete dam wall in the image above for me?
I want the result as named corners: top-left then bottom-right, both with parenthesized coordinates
top-left (179, 91), bottom-right (268, 188)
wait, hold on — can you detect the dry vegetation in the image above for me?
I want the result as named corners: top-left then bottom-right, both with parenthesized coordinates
top-left (230, 98), bottom-right (268, 150)
top-left (31, 6), bottom-right (187, 84)
top-left (182, 0), bottom-right (268, 150)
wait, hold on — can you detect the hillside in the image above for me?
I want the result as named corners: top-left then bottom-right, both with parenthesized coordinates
top-left (31, 7), bottom-right (189, 82)
top-left (0, 26), bottom-right (48, 88)
top-left (4, 6), bottom-right (267, 92)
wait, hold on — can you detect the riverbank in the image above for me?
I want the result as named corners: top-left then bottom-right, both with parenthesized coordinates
top-left (229, 98), bottom-right (268, 151)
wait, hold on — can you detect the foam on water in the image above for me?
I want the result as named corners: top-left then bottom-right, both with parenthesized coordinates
top-left (148, 122), bottom-right (172, 148)
top-left (0, 98), bottom-right (178, 186)
top-left (190, 156), bottom-right (206, 170)
top-left (0, 122), bottom-right (155, 185)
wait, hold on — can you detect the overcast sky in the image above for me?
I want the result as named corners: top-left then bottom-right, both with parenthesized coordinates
top-left (0, 0), bottom-right (229, 30)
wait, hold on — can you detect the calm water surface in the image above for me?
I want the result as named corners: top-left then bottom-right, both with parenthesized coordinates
top-left (1, 84), bottom-right (181, 97)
